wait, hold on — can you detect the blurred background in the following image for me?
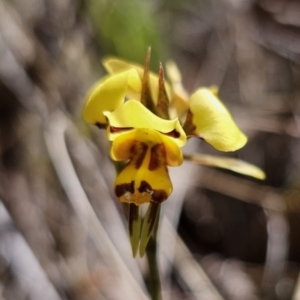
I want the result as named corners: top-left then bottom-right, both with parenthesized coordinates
top-left (1, 0), bottom-right (300, 299)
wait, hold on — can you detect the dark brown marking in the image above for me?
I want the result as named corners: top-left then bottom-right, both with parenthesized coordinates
top-left (131, 142), bottom-right (148, 169)
top-left (115, 181), bottom-right (134, 197)
top-left (149, 144), bottom-right (165, 171)
top-left (162, 129), bottom-right (180, 138)
top-left (151, 190), bottom-right (168, 203)
top-left (138, 180), bottom-right (152, 194)
top-left (95, 122), bottom-right (107, 129)
top-left (138, 180), bottom-right (168, 204)
top-left (110, 126), bottom-right (133, 133)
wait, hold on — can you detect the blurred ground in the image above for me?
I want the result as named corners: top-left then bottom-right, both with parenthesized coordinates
top-left (1, 0), bottom-right (300, 299)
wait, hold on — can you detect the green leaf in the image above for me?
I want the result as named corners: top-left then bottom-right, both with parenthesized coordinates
top-left (139, 203), bottom-right (160, 257)
top-left (129, 204), bottom-right (142, 257)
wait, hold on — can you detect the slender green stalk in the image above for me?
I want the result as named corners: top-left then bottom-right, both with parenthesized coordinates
top-left (129, 203), bottom-right (142, 257)
top-left (145, 216), bottom-right (162, 300)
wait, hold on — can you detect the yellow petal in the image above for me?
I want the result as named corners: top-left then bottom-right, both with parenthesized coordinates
top-left (104, 100), bottom-right (187, 147)
top-left (110, 132), bottom-right (135, 161)
top-left (160, 134), bottom-right (183, 167)
top-left (111, 129), bottom-right (183, 167)
top-left (103, 57), bottom-right (172, 104)
top-left (186, 88), bottom-right (247, 152)
top-left (114, 143), bottom-right (172, 205)
top-left (184, 153), bottom-right (266, 180)
top-left (82, 69), bottom-right (141, 126)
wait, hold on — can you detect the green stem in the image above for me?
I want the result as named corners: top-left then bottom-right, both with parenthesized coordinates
top-left (145, 217), bottom-right (162, 300)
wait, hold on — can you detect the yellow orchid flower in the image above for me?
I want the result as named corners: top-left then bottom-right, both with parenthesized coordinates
top-left (82, 49), bottom-right (265, 256)
top-left (105, 100), bottom-right (186, 205)
top-left (83, 52), bottom-right (187, 207)
top-left (82, 53), bottom-right (261, 199)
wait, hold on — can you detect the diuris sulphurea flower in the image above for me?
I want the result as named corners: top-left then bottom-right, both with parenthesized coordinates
top-left (83, 49), bottom-right (264, 256)
top-left (106, 101), bottom-right (185, 205)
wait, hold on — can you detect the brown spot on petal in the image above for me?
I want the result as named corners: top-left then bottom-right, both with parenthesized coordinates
top-left (151, 190), bottom-right (168, 203)
top-left (138, 180), bottom-right (168, 204)
top-left (149, 144), bottom-right (166, 171)
top-left (110, 126), bottom-right (133, 133)
top-left (95, 122), bottom-right (107, 129)
top-left (131, 142), bottom-right (148, 169)
top-left (138, 180), bottom-right (152, 194)
top-left (115, 181), bottom-right (134, 197)
top-left (162, 129), bottom-right (181, 138)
